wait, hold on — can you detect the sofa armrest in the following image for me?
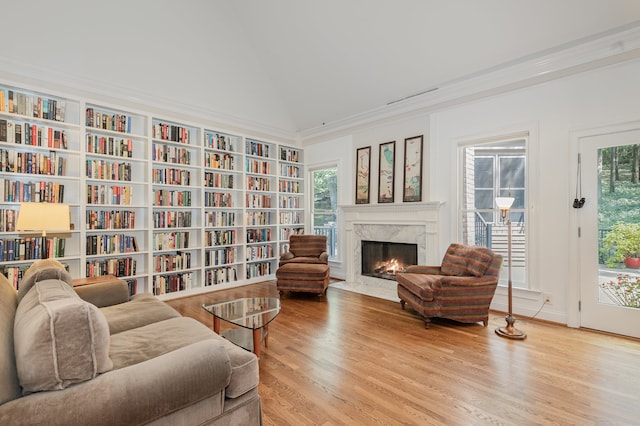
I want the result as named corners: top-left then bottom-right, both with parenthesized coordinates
top-left (74, 279), bottom-right (130, 308)
top-left (0, 340), bottom-right (231, 426)
top-left (440, 275), bottom-right (499, 287)
top-left (279, 251), bottom-right (294, 261)
top-left (404, 265), bottom-right (441, 274)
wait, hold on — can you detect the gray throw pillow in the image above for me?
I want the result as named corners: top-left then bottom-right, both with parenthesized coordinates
top-left (14, 275), bottom-right (112, 394)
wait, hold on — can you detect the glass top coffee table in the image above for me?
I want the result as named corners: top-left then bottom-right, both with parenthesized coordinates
top-left (202, 297), bottom-right (281, 357)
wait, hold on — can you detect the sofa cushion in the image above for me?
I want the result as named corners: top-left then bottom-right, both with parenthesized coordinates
top-left (0, 274), bottom-right (21, 405)
top-left (440, 243), bottom-right (494, 277)
top-left (100, 292), bottom-right (182, 334)
top-left (110, 316), bottom-right (259, 399)
top-left (14, 272), bottom-right (112, 394)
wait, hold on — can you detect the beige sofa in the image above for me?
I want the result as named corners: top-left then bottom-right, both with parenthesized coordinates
top-left (0, 260), bottom-right (262, 425)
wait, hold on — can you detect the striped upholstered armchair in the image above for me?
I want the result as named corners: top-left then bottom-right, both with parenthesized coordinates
top-left (276, 235), bottom-right (330, 296)
top-left (395, 243), bottom-right (503, 329)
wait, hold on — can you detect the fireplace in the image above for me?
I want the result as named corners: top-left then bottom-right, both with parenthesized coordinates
top-left (361, 240), bottom-right (418, 281)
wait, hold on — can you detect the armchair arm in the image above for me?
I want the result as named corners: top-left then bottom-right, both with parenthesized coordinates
top-left (440, 275), bottom-right (499, 287)
top-left (404, 265), bottom-right (442, 274)
top-left (74, 279), bottom-right (130, 308)
top-left (319, 251), bottom-right (329, 264)
top-left (0, 340), bottom-right (230, 425)
top-left (280, 251), bottom-right (294, 261)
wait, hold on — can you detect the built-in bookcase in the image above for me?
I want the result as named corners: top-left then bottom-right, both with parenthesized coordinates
top-left (245, 139), bottom-right (278, 280)
top-left (85, 103), bottom-right (148, 296)
top-left (0, 85), bottom-right (82, 287)
top-left (203, 129), bottom-right (244, 287)
top-left (151, 118), bottom-right (201, 296)
top-left (0, 81), bottom-right (305, 299)
top-left (277, 145), bottom-right (305, 254)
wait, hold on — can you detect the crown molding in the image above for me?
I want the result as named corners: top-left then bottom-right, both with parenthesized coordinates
top-left (0, 57), bottom-right (299, 145)
top-left (299, 22), bottom-right (640, 145)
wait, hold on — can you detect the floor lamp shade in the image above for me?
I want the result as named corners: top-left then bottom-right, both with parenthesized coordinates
top-left (16, 203), bottom-right (71, 237)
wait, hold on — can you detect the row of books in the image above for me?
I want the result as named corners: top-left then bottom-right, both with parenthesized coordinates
top-left (280, 163), bottom-right (300, 178)
top-left (280, 147), bottom-right (300, 162)
top-left (246, 211), bottom-right (273, 226)
top-left (246, 176), bottom-right (271, 191)
top-left (2, 180), bottom-right (64, 203)
top-left (86, 209), bottom-right (136, 230)
top-left (246, 261), bottom-right (271, 278)
top-left (86, 234), bottom-right (138, 255)
top-left (205, 247), bottom-right (237, 266)
top-left (0, 209), bottom-right (16, 232)
top-left (204, 211), bottom-right (236, 227)
top-left (152, 122), bottom-right (190, 144)
top-left (153, 210), bottom-right (192, 229)
top-left (0, 149), bottom-right (67, 176)
top-left (152, 167), bottom-right (191, 186)
top-left (280, 227), bottom-right (304, 241)
top-left (205, 132), bottom-right (235, 152)
top-left (86, 159), bottom-right (132, 181)
top-left (153, 189), bottom-right (192, 207)
top-left (279, 195), bottom-right (300, 209)
top-left (246, 244), bottom-right (274, 261)
top-left (2, 263), bottom-right (69, 290)
top-left (153, 231), bottom-right (190, 251)
top-left (205, 229), bottom-right (236, 246)
top-left (204, 152), bottom-right (235, 170)
top-left (0, 119), bottom-right (68, 148)
top-left (86, 257), bottom-right (137, 278)
top-left (246, 193), bottom-right (272, 209)
top-left (246, 140), bottom-right (270, 158)
top-left (0, 90), bottom-right (66, 122)
top-left (0, 237), bottom-right (66, 261)
top-left (279, 211), bottom-right (303, 224)
top-left (86, 135), bottom-right (133, 158)
top-left (279, 180), bottom-right (301, 193)
top-left (204, 172), bottom-right (234, 189)
top-left (153, 252), bottom-right (191, 273)
top-left (152, 272), bottom-right (193, 295)
top-left (204, 266), bottom-right (237, 286)
top-left (152, 143), bottom-right (191, 164)
top-left (205, 191), bottom-right (233, 208)
top-left (246, 158), bottom-right (272, 175)
top-left (86, 108), bottom-right (132, 133)
top-left (87, 184), bottom-right (133, 205)
top-left (246, 228), bottom-right (272, 243)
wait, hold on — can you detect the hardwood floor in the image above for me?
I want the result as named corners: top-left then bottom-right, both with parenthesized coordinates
top-left (167, 282), bottom-right (640, 425)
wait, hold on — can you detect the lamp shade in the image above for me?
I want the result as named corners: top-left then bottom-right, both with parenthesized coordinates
top-left (495, 197), bottom-right (515, 210)
top-left (16, 203), bottom-right (71, 236)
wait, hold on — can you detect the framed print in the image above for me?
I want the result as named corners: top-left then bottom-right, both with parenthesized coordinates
top-left (355, 146), bottom-right (371, 204)
top-left (403, 135), bottom-right (423, 202)
top-left (378, 141), bottom-right (395, 203)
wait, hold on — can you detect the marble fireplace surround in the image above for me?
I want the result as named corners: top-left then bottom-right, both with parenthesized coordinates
top-left (340, 202), bottom-right (444, 287)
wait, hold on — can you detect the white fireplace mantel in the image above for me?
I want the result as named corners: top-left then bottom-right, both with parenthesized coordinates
top-left (339, 202), bottom-right (444, 283)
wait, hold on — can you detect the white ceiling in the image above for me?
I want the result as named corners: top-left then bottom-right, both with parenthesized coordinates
top-left (3, 1), bottom-right (640, 139)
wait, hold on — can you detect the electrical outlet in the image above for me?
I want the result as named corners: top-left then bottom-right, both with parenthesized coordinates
top-left (544, 293), bottom-right (552, 304)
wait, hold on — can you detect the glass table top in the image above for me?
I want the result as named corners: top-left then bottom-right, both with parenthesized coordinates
top-left (202, 297), bottom-right (281, 330)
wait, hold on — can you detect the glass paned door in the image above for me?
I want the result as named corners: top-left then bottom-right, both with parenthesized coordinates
top-left (578, 129), bottom-right (640, 338)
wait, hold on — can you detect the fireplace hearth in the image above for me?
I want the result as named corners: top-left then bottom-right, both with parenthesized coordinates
top-left (361, 240), bottom-right (418, 281)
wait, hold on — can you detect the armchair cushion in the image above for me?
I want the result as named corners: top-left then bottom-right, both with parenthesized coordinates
top-left (288, 235), bottom-right (327, 258)
top-left (440, 243), bottom-right (494, 277)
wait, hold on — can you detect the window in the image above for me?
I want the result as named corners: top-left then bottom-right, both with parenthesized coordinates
top-left (461, 138), bottom-right (527, 288)
top-left (310, 166), bottom-right (338, 260)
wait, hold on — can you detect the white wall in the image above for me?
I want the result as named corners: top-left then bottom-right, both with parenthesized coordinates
top-left (310, 58), bottom-right (640, 324)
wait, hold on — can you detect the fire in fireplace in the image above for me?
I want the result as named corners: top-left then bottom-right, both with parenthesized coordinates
top-left (361, 240), bottom-right (418, 281)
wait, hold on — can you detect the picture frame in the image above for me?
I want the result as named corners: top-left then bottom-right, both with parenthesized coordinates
top-left (403, 135), bottom-right (423, 202)
top-left (378, 141), bottom-right (395, 203)
top-left (355, 146), bottom-right (371, 204)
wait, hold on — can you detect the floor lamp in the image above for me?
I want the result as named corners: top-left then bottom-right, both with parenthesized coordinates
top-left (16, 202), bottom-right (71, 259)
top-left (494, 196), bottom-right (526, 340)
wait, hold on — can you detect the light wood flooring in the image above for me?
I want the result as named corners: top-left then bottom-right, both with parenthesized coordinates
top-left (167, 281), bottom-right (640, 425)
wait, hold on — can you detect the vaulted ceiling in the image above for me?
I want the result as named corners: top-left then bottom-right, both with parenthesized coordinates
top-left (3, 1), bottom-right (640, 141)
